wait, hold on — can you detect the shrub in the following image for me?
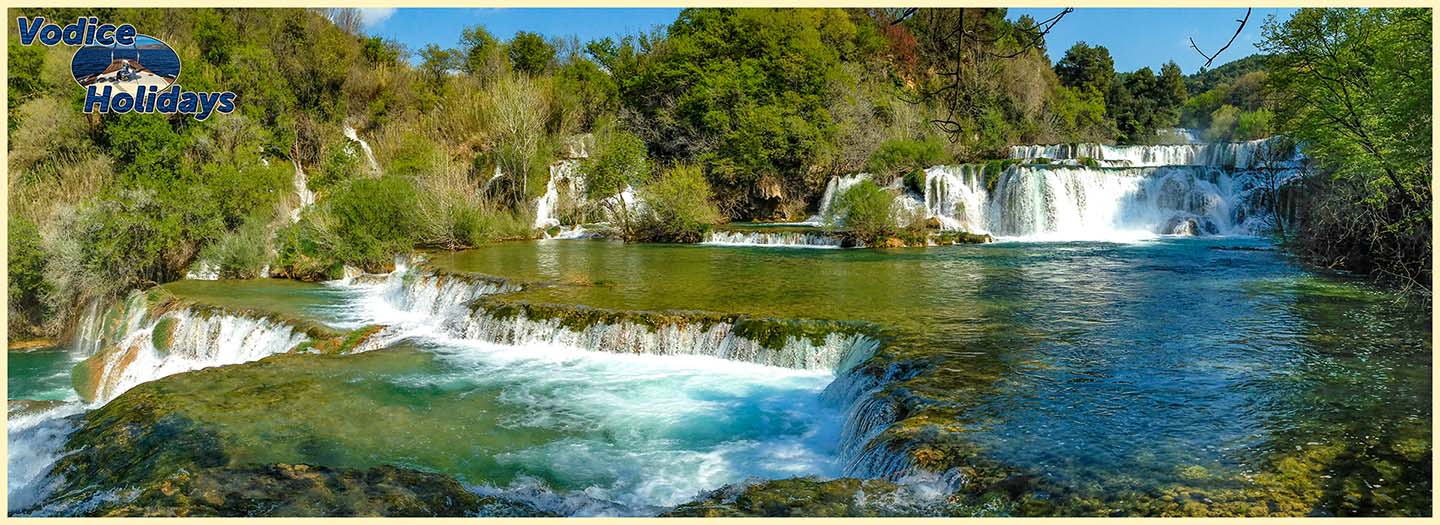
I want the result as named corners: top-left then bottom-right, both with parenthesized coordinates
top-left (583, 124), bottom-right (651, 235)
top-left (866, 138), bottom-right (947, 181)
top-left (311, 141), bottom-right (362, 193)
top-left (8, 217), bottom-right (51, 336)
top-left (632, 165), bottom-right (721, 243)
top-left (196, 218), bottom-right (272, 279)
top-left (320, 176), bottom-right (421, 271)
top-left (828, 179), bottom-right (897, 246)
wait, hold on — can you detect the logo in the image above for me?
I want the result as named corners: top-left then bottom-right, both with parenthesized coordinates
top-left (18, 17), bottom-right (235, 120)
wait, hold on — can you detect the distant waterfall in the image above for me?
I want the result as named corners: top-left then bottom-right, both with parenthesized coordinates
top-left (811, 136), bottom-right (1300, 241)
top-left (343, 125), bottom-right (381, 174)
top-left (289, 158), bottom-right (315, 223)
top-left (534, 160), bottom-right (584, 230)
top-left (805, 174), bottom-right (871, 225)
top-left (702, 230), bottom-right (846, 248)
top-left (1009, 136), bottom-right (1299, 169)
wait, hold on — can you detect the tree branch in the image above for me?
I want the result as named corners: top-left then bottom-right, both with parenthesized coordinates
top-left (1190, 8), bottom-right (1252, 69)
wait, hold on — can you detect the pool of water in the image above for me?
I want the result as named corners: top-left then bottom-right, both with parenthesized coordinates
top-left (123, 339), bottom-right (843, 514)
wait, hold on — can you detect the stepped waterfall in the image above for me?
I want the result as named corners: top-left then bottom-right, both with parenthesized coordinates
top-left (815, 136), bottom-right (1301, 240)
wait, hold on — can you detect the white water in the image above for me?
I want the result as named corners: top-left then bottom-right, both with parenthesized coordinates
top-left (343, 125), bottom-right (381, 174)
top-left (1009, 136), bottom-right (1299, 169)
top-left (78, 300), bottom-right (310, 404)
top-left (805, 174), bottom-right (872, 225)
top-left (289, 158), bottom-right (316, 223)
top-left (814, 138), bottom-right (1300, 242)
top-left (17, 260), bottom-right (880, 516)
top-left (184, 261), bottom-right (220, 280)
top-left (325, 264), bottom-right (875, 514)
top-left (534, 160), bottom-right (584, 230)
top-left (702, 230), bottom-right (845, 249)
top-left (7, 402), bottom-right (86, 513)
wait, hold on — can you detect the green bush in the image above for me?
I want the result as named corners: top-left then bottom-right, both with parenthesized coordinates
top-left (1235, 108), bottom-right (1274, 141)
top-left (633, 165), bottom-right (722, 243)
top-left (866, 138), bottom-right (947, 180)
top-left (311, 141), bottom-right (362, 193)
top-left (828, 179), bottom-right (896, 246)
top-left (328, 176), bottom-right (420, 269)
top-left (8, 217), bottom-right (51, 336)
top-left (196, 218), bottom-right (272, 279)
top-left (583, 124), bottom-right (651, 235)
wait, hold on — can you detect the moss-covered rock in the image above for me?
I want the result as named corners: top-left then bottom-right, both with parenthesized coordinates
top-left (30, 366), bottom-right (552, 517)
top-left (473, 296), bottom-right (883, 352)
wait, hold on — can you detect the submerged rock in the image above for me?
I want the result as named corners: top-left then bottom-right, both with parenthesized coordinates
top-left (26, 356), bottom-right (552, 517)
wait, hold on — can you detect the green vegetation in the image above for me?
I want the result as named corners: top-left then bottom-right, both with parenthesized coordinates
top-left (827, 180), bottom-right (898, 247)
top-left (632, 165), bottom-right (723, 243)
top-left (1262, 8), bottom-right (1432, 290)
top-left (6, 6), bottom-right (1430, 340)
top-left (867, 138), bottom-right (948, 191)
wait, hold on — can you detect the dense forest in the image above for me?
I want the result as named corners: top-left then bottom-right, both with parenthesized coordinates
top-left (7, 7), bottom-right (1432, 339)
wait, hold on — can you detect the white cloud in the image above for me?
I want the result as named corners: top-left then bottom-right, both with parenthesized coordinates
top-left (360, 8), bottom-right (396, 29)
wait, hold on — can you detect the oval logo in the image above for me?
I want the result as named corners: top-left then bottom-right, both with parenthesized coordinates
top-left (71, 34), bottom-right (180, 96)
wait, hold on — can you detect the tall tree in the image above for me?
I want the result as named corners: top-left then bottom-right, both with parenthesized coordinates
top-left (508, 31), bottom-right (555, 76)
top-left (1263, 8), bottom-right (1431, 289)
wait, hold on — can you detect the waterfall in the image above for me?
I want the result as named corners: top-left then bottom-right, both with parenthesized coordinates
top-left (814, 144), bottom-right (1299, 241)
top-left (455, 309), bottom-right (880, 372)
top-left (184, 261), bottom-right (220, 280)
top-left (343, 125), bottom-right (381, 174)
top-left (806, 174), bottom-right (872, 225)
top-left (289, 158), bottom-right (315, 223)
top-left (70, 294), bottom-right (311, 404)
top-left (340, 264), bottom-right (882, 373)
top-left (922, 165), bottom-right (990, 232)
top-left (534, 160), bottom-right (585, 230)
top-left (702, 230), bottom-right (846, 249)
top-left (1009, 136), bottom-right (1299, 169)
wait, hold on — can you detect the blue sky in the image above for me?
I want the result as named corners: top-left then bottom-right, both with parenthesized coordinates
top-left (360, 7), bottom-right (1296, 74)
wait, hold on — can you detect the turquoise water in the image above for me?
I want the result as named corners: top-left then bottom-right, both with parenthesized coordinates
top-left (7, 347), bottom-right (78, 401)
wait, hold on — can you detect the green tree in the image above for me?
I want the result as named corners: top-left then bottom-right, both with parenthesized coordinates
top-left (508, 31), bottom-right (554, 76)
top-left (8, 217), bottom-right (51, 336)
top-left (1054, 42), bottom-right (1115, 94)
top-left (582, 126), bottom-right (650, 237)
top-left (827, 179), bottom-right (896, 246)
top-left (460, 25), bottom-right (506, 80)
top-left (1263, 8), bottom-right (1431, 289)
top-left (620, 8), bottom-right (874, 218)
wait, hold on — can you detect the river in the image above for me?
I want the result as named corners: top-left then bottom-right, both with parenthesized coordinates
top-left (8, 235), bottom-right (1430, 516)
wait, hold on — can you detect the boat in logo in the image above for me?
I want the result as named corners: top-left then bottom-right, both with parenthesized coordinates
top-left (74, 39), bottom-right (177, 97)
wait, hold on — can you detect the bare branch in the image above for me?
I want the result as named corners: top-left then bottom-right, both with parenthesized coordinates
top-left (1189, 8), bottom-right (1252, 69)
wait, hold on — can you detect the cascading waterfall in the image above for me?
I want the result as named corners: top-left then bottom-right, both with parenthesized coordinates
top-left (702, 230), bottom-right (845, 248)
top-left (71, 295), bottom-right (312, 404)
top-left (922, 165), bottom-right (990, 232)
top-left (812, 135), bottom-right (1301, 241)
top-left (805, 174), bottom-right (871, 225)
top-left (534, 160), bottom-right (585, 230)
top-left (289, 158), bottom-right (316, 223)
top-left (1009, 136), bottom-right (1299, 169)
top-left (343, 125), bottom-right (381, 174)
top-left (455, 311), bottom-right (879, 372)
